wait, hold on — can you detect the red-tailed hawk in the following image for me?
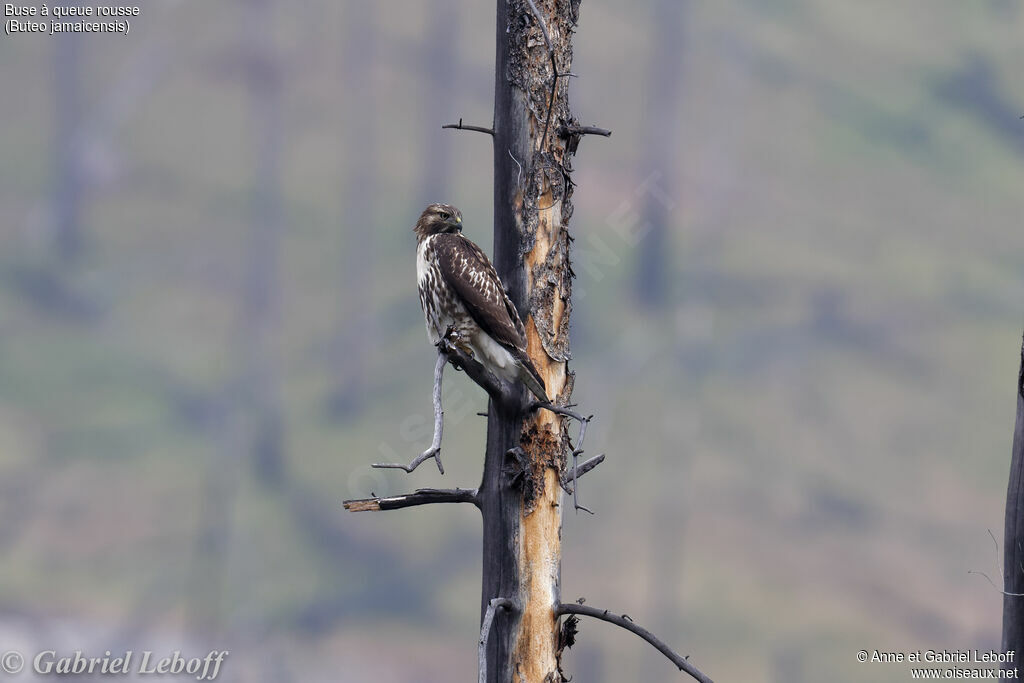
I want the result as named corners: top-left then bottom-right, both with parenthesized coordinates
top-left (415, 203), bottom-right (547, 401)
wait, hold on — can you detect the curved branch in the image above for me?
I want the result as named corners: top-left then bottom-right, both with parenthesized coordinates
top-left (479, 598), bottom-right (516, 683)
top-left (344, 488), bottom-right (479, 512)
top-left (556, 603), bottom-right (713, 683)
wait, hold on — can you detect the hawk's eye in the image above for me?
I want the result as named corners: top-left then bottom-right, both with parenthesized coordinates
top-left (439, 212), bottom-right (451, 220)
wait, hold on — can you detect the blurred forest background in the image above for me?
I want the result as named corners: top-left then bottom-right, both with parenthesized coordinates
top-left (1, 1), bottom-right (1023, 681)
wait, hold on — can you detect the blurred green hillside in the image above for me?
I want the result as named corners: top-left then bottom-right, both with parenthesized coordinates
top-left (1, 1), bottom-right (1023, 681)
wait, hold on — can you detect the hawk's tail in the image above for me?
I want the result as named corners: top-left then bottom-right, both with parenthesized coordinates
top-left (516, 354), bottom-right (548, 402)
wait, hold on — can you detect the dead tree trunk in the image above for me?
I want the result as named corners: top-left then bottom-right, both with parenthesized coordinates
top-left (1002, 333), bottom-right (1024, 665)
top-left (345, 2), bottom-right (712, 682)
top-left (481, 1), bottom-right (577, 680)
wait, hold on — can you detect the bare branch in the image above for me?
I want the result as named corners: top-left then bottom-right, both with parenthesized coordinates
top-left (373, 351), bottom-right (447, 473)
top-left (560, 453), bottom-right (605, 493)
top-left (344, 487), bottom-right (479, 512)
top-left (557, 603), bottom-right (713, 683)
top-left (442, 118), bottom-right (495, 136)
top-left (557, 124), bottom-right (612, 138)
top-left (570, 414), bottom-right (594, 513)
top-left (480, 598), bottom-right (516, 683)
top-left (530, 400), bottom-right (588, 423)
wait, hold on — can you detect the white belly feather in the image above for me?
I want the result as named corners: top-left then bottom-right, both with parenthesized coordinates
top-left (472, 330), bottom-right (519, 382)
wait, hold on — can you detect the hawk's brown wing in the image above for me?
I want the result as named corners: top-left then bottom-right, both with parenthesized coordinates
top-left (433, 233), bottom-right (528, 353)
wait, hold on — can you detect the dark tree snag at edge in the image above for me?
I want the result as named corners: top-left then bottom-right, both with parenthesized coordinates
top-left (557, 603), bottom-right (713, 683)
top-left (1002, 331), bottom-right (1024, 667)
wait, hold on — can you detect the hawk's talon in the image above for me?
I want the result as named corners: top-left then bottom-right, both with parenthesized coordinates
top-left (438, 328), bottom-right (475, 360)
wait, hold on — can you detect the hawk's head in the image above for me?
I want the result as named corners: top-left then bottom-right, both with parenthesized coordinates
top-left (414, 203), bottom-right (463, 242)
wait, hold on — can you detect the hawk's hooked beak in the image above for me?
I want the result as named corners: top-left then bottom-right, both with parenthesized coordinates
top-left (447, 215), bottom-right (463, 232)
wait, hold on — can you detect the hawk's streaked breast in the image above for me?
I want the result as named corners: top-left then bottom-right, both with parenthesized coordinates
top-left (414, 221), bottom-right (547, 401)
top-left (417, 234), bottom-right (474, 346)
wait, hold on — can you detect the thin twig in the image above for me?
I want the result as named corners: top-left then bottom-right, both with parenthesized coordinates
top-left (967, 570), bottom-right (1024, 597)
top-left (442, 118), bottom-right (495, 136)
top-left (373, 351), bottom-right (447, 474)
top-left (343, 488), bottom-right (480, 512)
top-left (966, 529), bottom-right (1024, 596)
top-left (571, 414), bottom-right (595, 514)
top-left (480, 598), bottom-right (516, 683)
top-left (557, 603), bottom-right (713, 683)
